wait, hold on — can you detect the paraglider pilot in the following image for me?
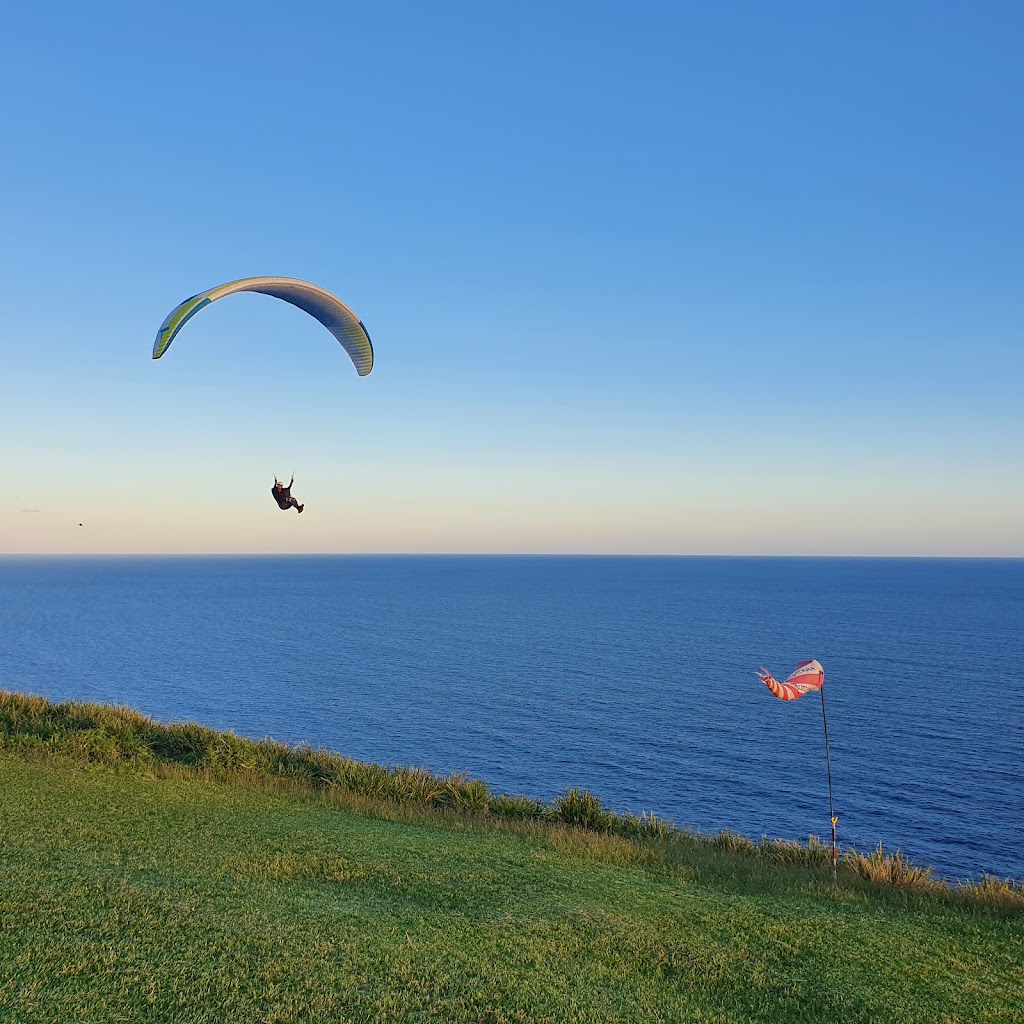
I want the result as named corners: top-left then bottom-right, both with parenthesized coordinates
top-left (272, 476), bottom-right (304, 513)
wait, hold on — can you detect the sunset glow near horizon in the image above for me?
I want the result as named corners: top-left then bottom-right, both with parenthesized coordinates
top-left (2, 3), bottom-right (1021, 556)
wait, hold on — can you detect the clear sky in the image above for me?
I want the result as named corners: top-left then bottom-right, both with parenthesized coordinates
top-left (2, 2), bottom-right (1021, 555)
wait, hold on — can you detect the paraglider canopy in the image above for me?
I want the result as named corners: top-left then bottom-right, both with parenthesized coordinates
top-left (152, 276), bottom-right (373, 376)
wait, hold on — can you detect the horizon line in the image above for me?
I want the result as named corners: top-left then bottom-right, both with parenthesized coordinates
top-left (2, 551), bottom-right (1022, 560)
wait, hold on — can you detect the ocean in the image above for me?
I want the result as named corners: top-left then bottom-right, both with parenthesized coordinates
top-left (1, 555), bottom-right (1021, 882)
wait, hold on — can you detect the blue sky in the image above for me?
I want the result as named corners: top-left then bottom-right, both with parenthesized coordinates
top-left (2, 2), bottom-right (1021, 554)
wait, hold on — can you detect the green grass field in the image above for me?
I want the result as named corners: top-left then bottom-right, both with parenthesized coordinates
top-left (1, 696), bottom-right (1022, 1022)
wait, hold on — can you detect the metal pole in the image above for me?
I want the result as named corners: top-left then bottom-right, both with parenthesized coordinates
top-left (819, 687), bottom-right (837, 881)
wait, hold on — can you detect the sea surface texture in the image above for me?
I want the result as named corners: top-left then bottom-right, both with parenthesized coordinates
top-left (1, 556), bottom-right (1021, 882)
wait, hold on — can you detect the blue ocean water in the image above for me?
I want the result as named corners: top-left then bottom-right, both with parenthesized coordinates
top-left (0, 555), bottom-right (1021, 882)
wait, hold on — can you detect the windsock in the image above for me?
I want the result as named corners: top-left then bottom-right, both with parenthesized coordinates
top-left (756, 659), bottom-right (824, 701)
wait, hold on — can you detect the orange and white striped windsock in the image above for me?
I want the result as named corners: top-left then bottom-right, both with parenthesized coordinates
top-left (756, 659), bottom-right (825, 701)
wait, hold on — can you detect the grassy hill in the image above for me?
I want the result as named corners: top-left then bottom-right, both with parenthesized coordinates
top-left (1, 691), bottom-right (1021, 1023)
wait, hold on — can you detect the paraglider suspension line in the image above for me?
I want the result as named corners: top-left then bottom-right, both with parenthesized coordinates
top-left (819, 688), bottom-right (837, 880)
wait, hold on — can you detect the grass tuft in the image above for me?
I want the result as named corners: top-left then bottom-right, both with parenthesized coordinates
top-left (554, 787), bottom-right (614, 831)
top-left (845, 842), bottom-right (937, 888)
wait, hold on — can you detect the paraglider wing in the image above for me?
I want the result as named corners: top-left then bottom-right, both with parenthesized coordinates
top-left (152, 276), bottom-right (373, 375)
top-left (756, 659), bottom-right (824, 701)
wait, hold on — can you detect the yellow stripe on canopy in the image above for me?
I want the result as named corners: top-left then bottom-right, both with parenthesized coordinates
top-left (152, 276), bottom-right (373, 376)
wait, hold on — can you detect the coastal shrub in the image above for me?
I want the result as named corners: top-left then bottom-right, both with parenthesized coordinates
top-left (0, 692), bottom-right (54, 738)
top-left (82, 702), bottom-right (152, 735)
top-left (489, 793), bottom-right (547, 819)
top-left (51, 726), bottom-right (155, 769)
top-left (555, 788), bottom-right (613, 832)
top-left (845, 843), bottom-right (936, 888)
top-left (964, 875), bottom-right (1024, 910)
top-left (335, 759), bottom-right (393, 799)
top-left (294, 746), bottom-right (344, 788)
top-left (447, 776), bottom-right (490, 813)
top-left (251, 737), bottom-right (305, 778)
top-left (395, 766), bottom-right (448, 805)
top-left (145, 721), bottom-right (216, 764)
top-left (755, 834), bottom-right (835, 869)
top-left (631, 811), bottom-right (675, 841)
top-left (709, 830), bottom-right (757, 856)
top-left (202, 732), bottom-right (260, 773)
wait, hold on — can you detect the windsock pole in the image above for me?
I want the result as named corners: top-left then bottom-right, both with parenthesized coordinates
top-left (819, 687), bottom-right (838, 880)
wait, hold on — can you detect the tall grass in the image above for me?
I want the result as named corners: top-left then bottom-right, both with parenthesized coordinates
top-left (845, 842), bottom-right (937, 888)
top-left (2, 688), bottom-right (1021, 909)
